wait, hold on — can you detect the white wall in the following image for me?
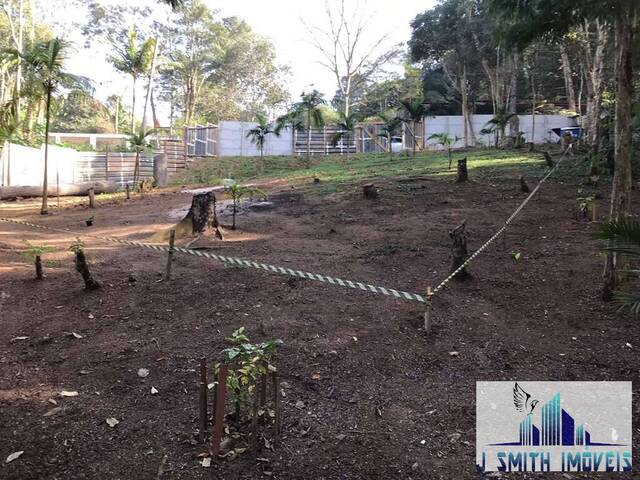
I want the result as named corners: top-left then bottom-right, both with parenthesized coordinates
top-left (424, 114), bottom-right (578, 150)
top-left (217, 120), bottom-right (293, 157)
top-left (0, 143), bottom-right (78, 187)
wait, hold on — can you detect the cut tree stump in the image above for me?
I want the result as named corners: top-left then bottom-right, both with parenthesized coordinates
top-left (449, 220), bottom-right (469, 279)
top-left (520, 175), bottom-right (531, 193)
top-left (363, 184), bottom-right (378, 199)
top-left (543, 151), bottom-right (554, 168)
top-left (151, 191), bottom-right (223, 244)
top-left (74, 249), bottom-right (101, 290)
top-left (455, 158), bottom-right (468, 183)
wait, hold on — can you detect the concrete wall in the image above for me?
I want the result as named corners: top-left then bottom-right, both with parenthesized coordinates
top-left (217, 120), bottom-right (293, 157)
top-left (424, 114), bottom-right (577, 150)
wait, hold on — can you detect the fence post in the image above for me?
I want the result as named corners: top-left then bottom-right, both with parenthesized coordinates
top-left (211, 364), bottom-right (228, 458)
top-left (199, 358), bottom-right (208, 443)
top-left (165, 229), bottom-right (175, 280)
top-left (125, 183), bottom-right (131, 200)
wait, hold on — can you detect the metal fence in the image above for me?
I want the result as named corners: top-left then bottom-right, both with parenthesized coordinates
top-left (184, 124), bottom-right (217, 157)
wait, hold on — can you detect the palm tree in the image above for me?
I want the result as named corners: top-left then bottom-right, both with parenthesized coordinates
top-left (109, 29), bottom-right (155, 132)
top-left (399, 98), bottom-right (430, 156)
top-left (275, 111), bottom-right (305, 154)
top-left (246, 113), bottom-right (279, 167)
top-left (291, 90), bottom-right (325, 167)
top-left (331, 112), bottom-right (358, 161)
top-left (481, 107), bottom-right (517, 147)
top-left (128, 129), bottom-right (155, 188)
top-left (428, 133), bottom-right (462, 169)
top-left (19, 38), bottom-right (89, 215)
top-left (377, 113), bottom-right (402, 161)
top-left (595, 217), bottom-right (640, 313)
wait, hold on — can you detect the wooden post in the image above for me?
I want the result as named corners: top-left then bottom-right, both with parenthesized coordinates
top-left (88, 188), bottom-right (95, 208)
top-left (272, 372), bottom-right (281, 447)
top-left (251, 379), bottom-right (260, 451)
top-left (211, 365), bottom-right (227, 458)
top-left (165, 229), bottom-right (175, 280)
top-left (449, 220), bottom-right (469, 279)
top-left (363, 184), bottom-right (378, 199)
top-left (125, 183), bottom-right (130, 200)
top-left (424, 286), bottom-right (433, 332)
top-left (199, 358), bottom-right (208, 443)
top-left (519, 175), bottom-right (530, 193)
top-left (105, 146), bottom-right (110, 182)
top-left (543, 151), bottom-right (554, 168)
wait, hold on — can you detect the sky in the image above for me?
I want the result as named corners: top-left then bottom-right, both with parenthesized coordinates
top-left (45, 0), bottom-right (437, 123)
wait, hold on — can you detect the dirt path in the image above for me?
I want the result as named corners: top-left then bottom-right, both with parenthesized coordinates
top-left (0, 171), bottom-right (637, 479)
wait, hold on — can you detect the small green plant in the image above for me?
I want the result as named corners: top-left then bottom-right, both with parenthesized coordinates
top-left (69, 239), bottom-right (85, 254)
top-left (510, 251), bottom-right (521, 262)
top-left (577, 196), bottom-right (595, 220)
top-left (219, 327), bottom-right (283, 420)
top-left (21, 241), bottom-right (56, 280)
top-left (227, 183), bottom-right (267, 230)
top-left (427, 132), bottom-right (462, 169)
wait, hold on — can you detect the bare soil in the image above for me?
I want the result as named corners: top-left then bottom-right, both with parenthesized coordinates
top-left (0, 167), bottom-right (638, 480)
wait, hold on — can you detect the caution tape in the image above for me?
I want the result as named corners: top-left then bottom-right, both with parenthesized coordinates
top-left (0, 217), bottom-right (426, 304)
top-left (431, 153), bottom-right (567, 296)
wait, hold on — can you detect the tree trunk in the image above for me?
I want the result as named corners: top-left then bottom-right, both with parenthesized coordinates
top-left (306, 110), bottom-right (311, 167)
top-left (41, 87), bottom-right (52, 215)
top-left (141, 37), bottom-right (159, 133)
top-left (74, 249), bottom-right (101, 290)
top-left (508, 48), bottom-right (520, 139)
top-left (449, 220), bottom-right (468, 279)
top-left (363, 183), bottom-right (378, 199)
top-left (0, 181), bottom-right (117, 200)
top-left (130, 76), bottom-right (137, 133)
top-left (133, 151), bottom-right (140, 187)
top-left (583, 21), bottom-right (608, 150)
top-left (603, 10), bottom-right (634, 300)
top-left (559, 43), bottom-right (577, 111)
top-left (460, 65), bottom-right (470, 148)
top-left (456, 157), bottom-right (468, 183)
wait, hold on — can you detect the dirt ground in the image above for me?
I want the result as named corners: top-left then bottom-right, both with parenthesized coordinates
top-left (0, 161), bottom-right (638, 479)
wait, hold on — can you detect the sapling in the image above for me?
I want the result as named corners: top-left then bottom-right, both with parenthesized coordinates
top-left (21, 241), bottom-right (56, 280)
top-left (219, 327), bottom-right (282, 422)
top-left (227, 183), bottom-right (266, 230)
top-left (69, 239), bottom-right (101, 290)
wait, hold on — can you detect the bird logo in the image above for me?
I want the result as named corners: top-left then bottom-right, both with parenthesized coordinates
top-left (513, 382), bottom-right (539, 416)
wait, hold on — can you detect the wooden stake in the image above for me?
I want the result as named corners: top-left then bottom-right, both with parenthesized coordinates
top-left (272, 372), bottom-right (281, 447)
top-left (88, 188), bottom-right (95, 209)
top-left (424, 286), bottom-right (433, 333)
top-left (165, 230), bottom-right (175, 280)
top-left (125, 183), bottom-right (131, 200)
top-left (199, 358), bottom-right (208, 443)
top-left (211, 364), bottom-right (227, 458)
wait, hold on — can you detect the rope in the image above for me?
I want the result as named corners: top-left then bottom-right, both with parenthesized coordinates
top-left (0, 217), bottom-right (426, 304)
top-left (431, 153), bottom-right (566, 296)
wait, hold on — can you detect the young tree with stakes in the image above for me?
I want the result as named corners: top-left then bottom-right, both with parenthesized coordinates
top-left (377, 114), bottom-right (402, 160)
top-left (291, 90), bottom-right (325, 167)
top-left (128, 129), bottom-right (154, 188)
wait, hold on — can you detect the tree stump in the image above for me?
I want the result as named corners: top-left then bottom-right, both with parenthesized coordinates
top-left (151, 191), bottom-right (223, 243)
top-left (526, 142), bottom-right (535, 152)
top-left (520, 175), bottom-right (531, 193)
top-left (449, 220), bottom-right (469, 279)
top-left (74, 249), bottom-right (101, 290)
top-left (363, 184), bottom-right (378, 199)
top-left (543, 151), bottom-right (554, 168)
top-left (88, 188), bottom-right (95, 208)
top-left (455, 158), bottom-right (468, 183)
top-left (35, 255), bottom-right (43, 280)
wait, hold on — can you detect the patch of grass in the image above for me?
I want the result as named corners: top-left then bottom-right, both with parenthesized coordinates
top-left (173, 148), bottom-right (580, 193)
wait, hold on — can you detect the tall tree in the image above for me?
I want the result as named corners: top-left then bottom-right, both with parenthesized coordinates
top-left (487, 0), bottom-right (638, 298)
top-left (109, 28), bottom-right (155, 132)
top-left (304, 0), bottom-right (400, 116)
top-left (19, 38), bottom-right (89, 214)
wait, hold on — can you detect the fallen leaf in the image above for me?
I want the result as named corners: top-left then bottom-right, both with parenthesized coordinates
top-left (295, 400), bottom-right (305, 410)
top-left (48, 398), bottom-right (57, 405)
top-left (137, 368), bottom-right (150, 378)
top-left (150, 387), bottom-right (158, 395)
top-left (10, 336), bottom-right (29, 343)
top-left (625, 342), bottom-right (633, 349)
top-left (311, 373), bottom-right (321, 380)
top-left (43, 407), bottom-right (62, 417)
top-left (448, 351), bottom-right (459, 357)
top-left (60, 391), bottom-right (78, 397)
top-left (71, 332), bottom-right (82, 339)
top-left (201, 457), bottom-right (211, 468)
top-left (5, 451), bottom-right (23, 463)
top-left (375, 406), bottom-right (382, 417)
top-left (106, 417), bottom-right (119, 428)
top-left (88, 313), bottom-right (94, 319)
